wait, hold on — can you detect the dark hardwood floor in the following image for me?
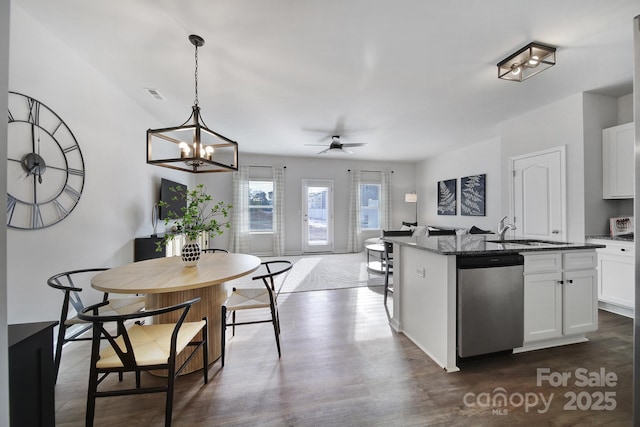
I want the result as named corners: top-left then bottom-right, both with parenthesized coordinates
top-left (54, 285), bottom-right (633, 426)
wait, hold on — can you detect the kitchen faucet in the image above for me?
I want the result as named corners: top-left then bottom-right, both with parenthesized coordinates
top-left (497, 216), bottom-right (517, 240)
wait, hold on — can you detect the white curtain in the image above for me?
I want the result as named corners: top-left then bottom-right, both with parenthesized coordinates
top-left (347, 170), bottom-right (362, 252)
top-left (380, 170), bottom-right (392, 231)
top-left (229, 166), bottom-right (251, 253)
top-left (272, 166), bottom-right (286, 256)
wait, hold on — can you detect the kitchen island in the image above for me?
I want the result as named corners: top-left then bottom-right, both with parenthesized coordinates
top-left (382, 234), bottom-right (605, 372)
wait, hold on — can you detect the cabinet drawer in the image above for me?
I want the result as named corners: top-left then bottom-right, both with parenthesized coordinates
top-left (598, 241), bottom-right (634, 257)
top-left (524, 253), bottom-right (562, 273)
top-left (563, 251), bottom-right (597, 270)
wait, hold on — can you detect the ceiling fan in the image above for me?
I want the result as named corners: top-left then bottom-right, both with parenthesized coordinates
top-left (305, 135), bottom-right (366, 155)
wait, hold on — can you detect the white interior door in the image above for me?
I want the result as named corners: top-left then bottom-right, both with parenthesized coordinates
top-left (302, 180), bottom-right (334, 253)
top-left (510, 146), bottom-right (566, 242)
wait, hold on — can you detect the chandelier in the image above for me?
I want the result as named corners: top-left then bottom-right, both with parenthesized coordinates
top-left (147, 34), bottom-right (239, 173)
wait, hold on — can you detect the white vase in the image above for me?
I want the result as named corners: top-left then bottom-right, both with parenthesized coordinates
top-left (181, 238), bottom-right (201, 267)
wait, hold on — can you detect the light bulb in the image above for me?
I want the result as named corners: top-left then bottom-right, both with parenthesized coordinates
top-left (528, 55), bottom-right (539, 66)
top-left (179, 142), bottom-right (190, 158)
top-left (511, 65), bottom-right (521, 75)
top-left (205, 146), bottom-right (214, 160)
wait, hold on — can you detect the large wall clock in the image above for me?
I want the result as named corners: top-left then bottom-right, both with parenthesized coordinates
top-left (6, 91), bottom-right (85, 229)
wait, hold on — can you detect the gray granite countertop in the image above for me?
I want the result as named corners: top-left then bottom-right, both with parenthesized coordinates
top-left (586, 234), bottom-right (634, 243)
top-left (383, 234), bottom-right (605, 256)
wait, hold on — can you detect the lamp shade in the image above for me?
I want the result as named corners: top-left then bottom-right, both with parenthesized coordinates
top-left (405, 193), bottom-right (418, 203)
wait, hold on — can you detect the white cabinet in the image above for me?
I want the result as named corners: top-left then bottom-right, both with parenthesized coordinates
top-left (522, 251), bottom-right (598, 344)
top-left (602, 122), bottom-right (635, 199)
top-left (590, 238), bottom-right (635, 318)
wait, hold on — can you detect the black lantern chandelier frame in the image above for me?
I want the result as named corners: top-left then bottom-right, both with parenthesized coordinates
top-left (497, 42), bottom-right (556, 82)
top-left (147, 34), bottom-right (239, 173)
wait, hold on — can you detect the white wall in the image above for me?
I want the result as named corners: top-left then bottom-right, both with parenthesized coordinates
top-left (415, 138), bottom-right (502, 232)
top-left (500, 93), bottom-right (586, 242)
top-left (6, 6), bottom-right (192, 324)
top-left (1, 0), bottom-right (10, 423)
top-left (618, 93), bottom-right (634, 124)
top-left (197, 153), bottom-right (416, 255)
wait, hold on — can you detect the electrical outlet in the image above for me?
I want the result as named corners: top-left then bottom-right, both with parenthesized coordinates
top-left (416, 267), bottom-right (425, 277)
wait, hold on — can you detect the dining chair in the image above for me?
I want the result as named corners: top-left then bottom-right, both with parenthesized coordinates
top-left (221, 260), bottom-right (293, 366)
top-left (78, 297), bottom-right (208, 427)
top-left (47, 268), bottom-right (145, 383)
top-left (202, 248), bottom-right (229, 253)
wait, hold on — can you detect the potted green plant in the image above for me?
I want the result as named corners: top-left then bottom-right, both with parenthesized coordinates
top-left (156, 183), bottom-right (232, 266)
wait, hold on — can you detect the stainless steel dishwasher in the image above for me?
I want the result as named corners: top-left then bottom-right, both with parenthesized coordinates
top-left (457, 254), bottom-right (524, 358)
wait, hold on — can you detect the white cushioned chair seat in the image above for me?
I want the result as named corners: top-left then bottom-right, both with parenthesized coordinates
top-left (65, 296), bottom-right (145, 326)
top-left (224, 288), bottom-right (271, 311)
top-left (96, 320), bottom-right (206, 368)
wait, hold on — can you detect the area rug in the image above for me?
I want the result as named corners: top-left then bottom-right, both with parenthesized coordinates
top-left (229, 252), bottom-right (386, 293)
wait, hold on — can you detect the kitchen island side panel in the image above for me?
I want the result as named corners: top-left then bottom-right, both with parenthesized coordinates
top-left (397, 245), bottom-right (458, 372)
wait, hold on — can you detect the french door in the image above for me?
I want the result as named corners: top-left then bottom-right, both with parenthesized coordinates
top-left (302, 180), bottom-right (334, 253)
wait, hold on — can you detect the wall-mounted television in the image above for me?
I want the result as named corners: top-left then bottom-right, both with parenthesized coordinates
top-left (159, 178), bottom-right (187, 220)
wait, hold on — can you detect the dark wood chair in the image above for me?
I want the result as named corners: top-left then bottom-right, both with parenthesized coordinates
top-left (78, 297), bottom-right (208, 427)
top-left (221, 260), bottom-right (293, 366)
top-left (47, 268), bottom-right (145, 383)
top-left (202, 248), bottom-right (229, 253)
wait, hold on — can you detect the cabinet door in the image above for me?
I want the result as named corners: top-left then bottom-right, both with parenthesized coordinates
top-left (524, 272), bottom-right (562, 342)
top-left (598, 252), bottom-right (635, 308)
top-left (603, 123), bottom-right (634, 199)
top-left (563, 269), bottom-right (598, 335)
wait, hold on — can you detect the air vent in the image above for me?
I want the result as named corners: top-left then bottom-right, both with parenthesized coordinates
top-left (144, 88), bottom-right (165, 100)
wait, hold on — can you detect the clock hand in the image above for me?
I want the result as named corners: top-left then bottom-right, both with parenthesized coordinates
top-left (31, 123), bottom-right (36, 153)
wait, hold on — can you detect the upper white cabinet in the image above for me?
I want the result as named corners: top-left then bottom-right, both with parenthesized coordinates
top-left (602, 122), bottom-right (635, 199)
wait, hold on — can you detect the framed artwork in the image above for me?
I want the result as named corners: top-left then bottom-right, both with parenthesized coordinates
top-left (460, 174), bottom-right (486, 216)
top-left (437, 178), bottom-right (456, 215)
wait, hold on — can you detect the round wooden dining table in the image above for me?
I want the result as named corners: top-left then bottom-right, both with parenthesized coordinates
top-left (91, 252), bottom-right (261, 374)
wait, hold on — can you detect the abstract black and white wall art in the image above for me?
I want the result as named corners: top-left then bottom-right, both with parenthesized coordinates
top-left (437, 178), bottom-right (457, 215)
top-left (460, 174), bottom-right (486, 216)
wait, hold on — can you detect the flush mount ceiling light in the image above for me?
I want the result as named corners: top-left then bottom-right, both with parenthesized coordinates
top-left (497, 42), bottom-right (556, 82)
top-left (147, 34), bottom-right (239, 173)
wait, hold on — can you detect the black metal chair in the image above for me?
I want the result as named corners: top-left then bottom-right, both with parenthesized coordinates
top-left (381, 230), bottom-right (413, 304)
top-left (221, 260), bottom-right (293, 366)
top-left (202, 248), bottom-right (229, 253)
top-left (383, 241), bottom-right (394, 304)
top-left (78, 297), bottom-right (208, 427)
top-left (47, 268), bottom-right (145, 383)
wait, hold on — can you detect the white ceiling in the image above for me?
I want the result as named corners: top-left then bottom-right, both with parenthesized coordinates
top-left (12, 0), bottom-right (640, 162)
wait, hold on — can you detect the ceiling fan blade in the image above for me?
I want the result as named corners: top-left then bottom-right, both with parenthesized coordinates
top-left (304, 143), bottom-right (330, 147)
top-left (341, 143), bottom-right (366, 147)
top-left (341, 148), bottom-right (354, 154)
top-left (317, 148), bottom-right (331, 154)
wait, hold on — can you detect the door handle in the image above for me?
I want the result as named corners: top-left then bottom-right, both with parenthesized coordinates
top-left (552, 230), bottom-right (560, 234)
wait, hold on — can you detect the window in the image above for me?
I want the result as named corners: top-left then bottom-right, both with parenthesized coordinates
top-left (249, 180), bottom-right (274, 231)
top-left (360, 183), bottom-right (380, 230)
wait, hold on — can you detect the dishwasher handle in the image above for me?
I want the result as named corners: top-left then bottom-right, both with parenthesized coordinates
top-left (457, 254), bottom-right (524, 269)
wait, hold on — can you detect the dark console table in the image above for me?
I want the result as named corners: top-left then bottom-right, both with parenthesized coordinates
top-left (8, 321), bottom-right (57, 427)
top-left (134, 235), bottom-right (165, 261)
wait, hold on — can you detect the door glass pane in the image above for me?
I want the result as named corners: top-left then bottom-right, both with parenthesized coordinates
top-left (307, 186), bottom-right (328, 245)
